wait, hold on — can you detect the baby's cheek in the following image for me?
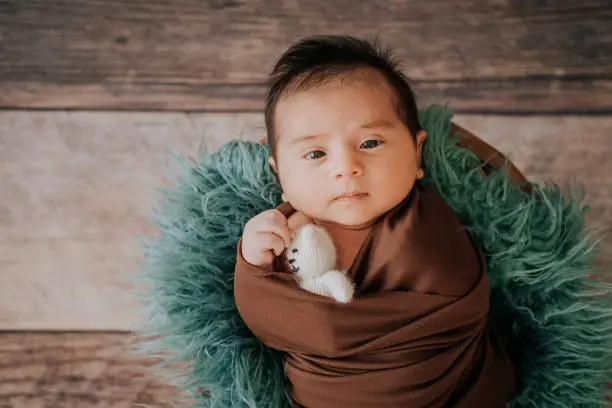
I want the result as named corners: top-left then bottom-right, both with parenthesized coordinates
top-left (284, 176), bottom-right (326, 209)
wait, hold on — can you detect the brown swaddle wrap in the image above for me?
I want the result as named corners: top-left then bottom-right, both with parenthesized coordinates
top-left (234, 185), bottom-right (516, 407)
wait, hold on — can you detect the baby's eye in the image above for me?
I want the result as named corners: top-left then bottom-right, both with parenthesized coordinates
top-left (360, 139), bottom-right (383, 149)
top-left (305, 150), bottom-right (326, 160)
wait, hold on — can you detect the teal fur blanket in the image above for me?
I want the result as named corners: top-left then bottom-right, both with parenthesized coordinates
top-left (136, 105), bottom-right (612, 407)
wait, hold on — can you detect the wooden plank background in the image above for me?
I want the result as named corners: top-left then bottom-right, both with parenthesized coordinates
top-left (0, 332), bottom-right (181, 407)
top-left (0, 0), bottom-right (611, 406)
top-left (1, 0), bottom-right (611, 113)
top-left (0, 111), bottom-right (264, 330)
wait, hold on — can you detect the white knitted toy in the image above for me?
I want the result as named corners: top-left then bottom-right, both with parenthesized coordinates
top-left (285, 224), bottom-right (355, 304)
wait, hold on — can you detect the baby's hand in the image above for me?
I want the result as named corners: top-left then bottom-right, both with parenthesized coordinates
top-left (241, 209), bottom-right (294, 267)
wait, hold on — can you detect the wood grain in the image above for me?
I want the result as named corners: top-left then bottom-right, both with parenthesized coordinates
top-left (0, 332), bottom-right (181, 408)
top-left (1, 0), bottom-right (611, 112)
top-left (0, 111), bottom-right (265, 330)
top-left (0, 111), bottom-right (610, 330)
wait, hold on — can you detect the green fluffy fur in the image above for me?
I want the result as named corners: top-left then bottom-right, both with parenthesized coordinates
top-left (136, 105), bottom-right (612, 407)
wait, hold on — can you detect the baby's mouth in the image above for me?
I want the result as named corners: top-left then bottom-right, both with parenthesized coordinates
top-left (333, 192), bottom-right (369, 201)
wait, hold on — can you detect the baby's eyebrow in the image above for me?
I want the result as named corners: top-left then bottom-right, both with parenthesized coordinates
top-left (290, 119), bottom-right (393, 144)
top-left (360, 119), bottom-right (394, 130)
top-left (291, 133), bottom-right (326, 145)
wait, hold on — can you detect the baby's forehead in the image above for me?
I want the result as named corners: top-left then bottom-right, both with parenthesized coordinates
top-left (275, 77), bottom-right (399, 135)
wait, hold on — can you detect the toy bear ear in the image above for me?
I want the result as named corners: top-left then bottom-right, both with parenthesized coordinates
top-left (301, 224), bottom-right (317, 243)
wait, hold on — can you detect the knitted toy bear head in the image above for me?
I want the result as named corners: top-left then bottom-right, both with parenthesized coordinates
top-left (285, 224), bottom-right (355, 303)
top-left (286, 224), bottom-right (336, 276)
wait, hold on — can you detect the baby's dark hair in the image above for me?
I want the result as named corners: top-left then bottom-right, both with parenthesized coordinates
top-left (264, 35), bottom-right (422, 158)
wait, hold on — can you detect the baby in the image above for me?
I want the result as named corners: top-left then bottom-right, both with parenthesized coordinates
top-left (241, 36), bottom-right (426, 272)
top-left (234, 35), bottom-right (516, 408)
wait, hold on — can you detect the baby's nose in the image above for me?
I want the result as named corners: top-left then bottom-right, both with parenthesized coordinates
top-left (334, 155), bottom-right (364, 179)
top-left (336, 169), bottom-right (361, 180)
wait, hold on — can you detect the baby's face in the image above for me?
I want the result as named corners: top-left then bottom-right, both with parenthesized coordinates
top-left (270, 72), bottom-right (426, 227)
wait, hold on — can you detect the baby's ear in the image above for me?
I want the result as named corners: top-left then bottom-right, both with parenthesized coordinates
top-left (268, 156), bottom-right (278, 173)
top-left (416, 130), bottom-right (427, 148)
top-left (416, 130), bottom-right (428, 165)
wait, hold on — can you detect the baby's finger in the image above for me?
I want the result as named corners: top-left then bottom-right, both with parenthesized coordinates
top-left (273, 223), bottom-right (294, 248)
top-left (260, 210), bottom-right (294, 247)
top-left (257, 232), bottom-right (286, 257)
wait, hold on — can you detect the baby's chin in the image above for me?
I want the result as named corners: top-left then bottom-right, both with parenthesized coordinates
top-left (311, 206), bottom-right (387, 229)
